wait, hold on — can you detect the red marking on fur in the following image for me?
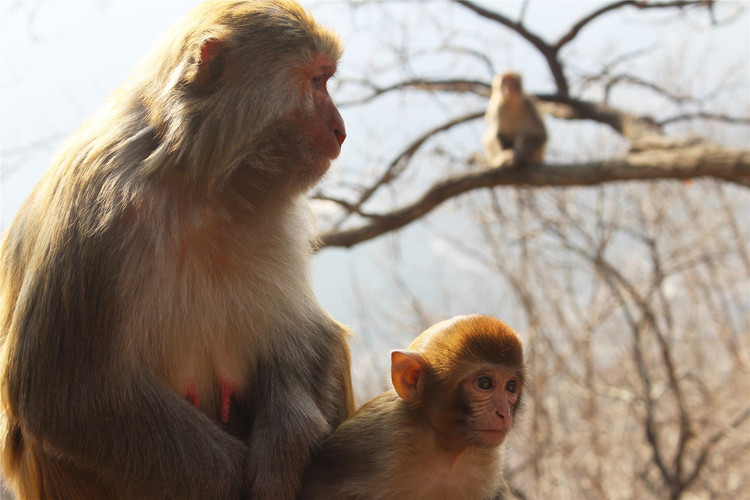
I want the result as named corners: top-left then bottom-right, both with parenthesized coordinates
top-left (219, 379), bottom-right (236, 424)
top-left (184, 381), bottom-right (200, 409)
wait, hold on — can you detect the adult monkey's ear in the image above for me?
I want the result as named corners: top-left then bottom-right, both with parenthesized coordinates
top-left (195, 37), bottom-right (228, 90)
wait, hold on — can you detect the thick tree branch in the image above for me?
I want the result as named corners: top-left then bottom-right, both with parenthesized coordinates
top-left (318, 146), bottom-right (750, 249)
top-left (536, 94), bottom-right (663, 139)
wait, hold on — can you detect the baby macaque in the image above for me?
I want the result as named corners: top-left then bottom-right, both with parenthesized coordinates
top-left (301, 315), bottom-right (526, 500)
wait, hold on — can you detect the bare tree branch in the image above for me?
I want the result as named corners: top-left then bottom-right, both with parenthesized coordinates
top-left (556, 1), bottom-right (713, 51)
top-left (314, 111), bottom-right (484, 224)
top-left (455, 0), bottom-right (569, 95)
top-left (456, 0), bottom-right (717, 97)
top-left (658, 112), bottom-right (750, 127)
top-left (339, 75), bottom-right (745, 142)
top-left (338, 78), bottom-right (489, 107)
top-left (603, 74), bottom-right (694, 104)
top-left (556, 1), bottom-right (639, 50)
top-left (318, 146), bottom-right (750, 249)
top-left (529, 203), bottom-right (679, 490)
top-left (339, 76), bottom-right (663, 140)
top-left (681, 406), bottom-right (750, 492)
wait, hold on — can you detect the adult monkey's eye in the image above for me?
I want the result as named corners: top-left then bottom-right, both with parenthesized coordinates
top-left (506, 380), bottom-right (518, 393)
top-left (312, 75), bottom-right (324, 89)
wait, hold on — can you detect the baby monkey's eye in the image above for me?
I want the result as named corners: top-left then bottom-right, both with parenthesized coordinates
top-left (506, 380), bottom-right (518, 393)
top-left (476, 376), bottom-right (494, 390)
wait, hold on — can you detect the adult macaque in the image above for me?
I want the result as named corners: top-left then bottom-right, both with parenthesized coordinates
top-left (483, 71), bottom-right (548, 167)
top-left (0, 1), bottom-right (354, 499)
top-left (300, 315), bottom-right (526, 500)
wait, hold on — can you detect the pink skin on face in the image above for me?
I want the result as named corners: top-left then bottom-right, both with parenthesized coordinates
top-left (465, 368), bottom-right (520, 447)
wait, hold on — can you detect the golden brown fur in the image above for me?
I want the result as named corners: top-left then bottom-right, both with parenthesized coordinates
top-left (300, 315), bottom-right (525, 500)
top-left (483, 72), bottom-right (547, 166)
top-left (0, 1), bottom-right (353, 498)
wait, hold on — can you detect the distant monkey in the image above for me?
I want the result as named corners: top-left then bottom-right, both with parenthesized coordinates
top-left (483, 71), bottom-right (548, 166)
top-left (300, 315), bottom-right (526, 500)
top-left (0, 1), bottom-right (354, 499)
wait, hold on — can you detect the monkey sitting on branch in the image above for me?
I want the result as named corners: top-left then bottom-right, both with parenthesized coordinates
top-left (483, 71), bottom-right (548, 167)
top-left (301, 315), bottom-right (526, 500)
